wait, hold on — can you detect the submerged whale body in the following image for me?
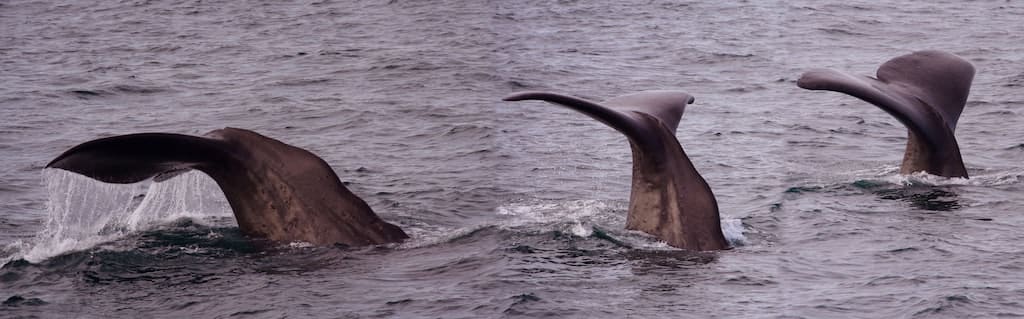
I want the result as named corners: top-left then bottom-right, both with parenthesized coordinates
top-left (46, 127), bottom-right (408, 246)
top-left (503, 90), bottom-right (730, 251)
top-left (797, 50), bottom-right (975, 178)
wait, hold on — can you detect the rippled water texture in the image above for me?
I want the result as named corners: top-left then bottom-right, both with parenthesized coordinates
top-left (1, 0), bottom-right (1023, 317)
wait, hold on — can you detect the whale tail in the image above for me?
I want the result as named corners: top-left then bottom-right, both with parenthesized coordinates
top-left (797, 50), bottom-right (974, 178)
top-left (504, 91), bottom-right (728, 251)
top-left (46, 128), bottom-right (408, 246)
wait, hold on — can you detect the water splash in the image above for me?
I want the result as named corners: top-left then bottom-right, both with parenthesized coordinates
top-left (495, 199), bottom-right (617, 229)
top-left (397, 201), bottom-right (632, 250)
top-left (398, 223), bottom-right (495, 249)
top-left (876, 172), bottom-right (968, 187)
top-left (17, 170), bottom-right (232, 263)
top-left (869, 168), bottom-right (1024, 187)
top-left (494, 199), bottom-right (747, 249)
top-left (721, 218), bottom-right (747, 247)
top-left (823, 164), bottom-right (1024, 189)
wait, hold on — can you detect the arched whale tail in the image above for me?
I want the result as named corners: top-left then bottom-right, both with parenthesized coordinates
top-left (797, 50), bottom-right (974, 178)
top-left (47, 133), bottom-right (226, 183)
top-left (47, 127), bottom-right (408, 246)
top-left (504, 91), bottom-right (729, 251)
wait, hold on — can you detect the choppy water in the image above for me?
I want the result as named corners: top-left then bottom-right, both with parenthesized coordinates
top-left (1, 0), bottom-right (1023, 317)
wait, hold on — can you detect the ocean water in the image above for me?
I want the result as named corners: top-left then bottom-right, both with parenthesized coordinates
top-left (1, 0), bottom-right (1023, 317)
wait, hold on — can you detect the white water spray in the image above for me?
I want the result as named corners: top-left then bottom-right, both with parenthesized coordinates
top-left (17, 170), bottom-right (232, 262)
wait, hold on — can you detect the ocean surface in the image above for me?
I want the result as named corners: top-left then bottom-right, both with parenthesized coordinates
top-left (2, 0), bottom-right (1023, 317)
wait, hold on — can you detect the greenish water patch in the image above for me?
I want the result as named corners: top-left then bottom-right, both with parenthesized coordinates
top-left (875, 188), bottom-right (961, 212)
top-left (852, 180), bottom-right (888, 190)
top-left (136, 219), bottom-right (260, 254)
top-left (785, 186), bottom-right (824, 194)
top-left (590, 226), bottom-right (631, 249)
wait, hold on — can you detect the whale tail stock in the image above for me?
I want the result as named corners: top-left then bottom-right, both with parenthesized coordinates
top-left (797, 50), bottom-right (974, 178)
top-left (46, 127), bottom-right (408, 246)
top-left (504, 91), bottom-right (729, 251)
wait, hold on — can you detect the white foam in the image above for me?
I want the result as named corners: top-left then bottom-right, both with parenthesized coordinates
top-left (873, 168), bottom-right (1023, 187)
top-left (0, 240), bottom-right (29, 265)
top-left (721, 217), bottom-right (746, 247)
top-left (569, 220), bottom-right (593, 237)
top-left (287, 241), bottom-right (315, 249)
top-left (829, 163), bottom-right (1024, 188)
top-left (398, 223), bottom-right (493, 249)
top-left (17, 170), bottom-right (231, 263)
top-left (495, 199), bottom-right (615, 229)
top-left (880, 171), bottom-right (969, 186)
top-left (494, 199), bottom-right (748, 249)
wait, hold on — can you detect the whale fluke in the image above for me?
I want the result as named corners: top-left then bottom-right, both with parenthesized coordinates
top-left (504, 91), bottom-right (729, 251)
top-left (46, 127), bottom-right (408, 246)
top-left (797, 50), bottom-right (974, 178)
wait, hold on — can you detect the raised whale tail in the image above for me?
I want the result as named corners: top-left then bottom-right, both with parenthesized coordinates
top-left (503, 91), bottom-right (728, 251)
top-left (797, 50), bottom-right (974, 178)
top-left (46, 127), bottom-right (408, 246)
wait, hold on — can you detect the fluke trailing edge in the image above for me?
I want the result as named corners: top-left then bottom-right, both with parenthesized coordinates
top-left (503, 91), bottom-right (730, 251)
top-left (797, 50), bottom-right (974, 178)
top-left (46, 127), bottom-right (408, 246)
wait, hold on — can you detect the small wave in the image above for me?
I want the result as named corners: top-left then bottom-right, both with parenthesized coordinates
top-left (711, 52), bottom-right (755, 59)
top-left (910, 294), bottom-right (979, 318)
top-left (69, 89), bottom-right (107, 97)
top-left (724, 84), bottom-right (767, 93)
top-left (1003, 73), bottom-right (1024, 88)
top-left (272, 78), bottom-right (332, 87)
top-left (111, 84), bottom-right (169, 94)
top-left (2, 295), bottom-right (48, 307)
top-left (442, 124), bottom-right (493, 137)
top-left (695, 51), bottom-right (757, 64)
top-left (398, 224), bottom-right (497, 249)
top-left (67, 83), bottom-right (171, 99)
top-left (814, 27), bottom-right (867, 36)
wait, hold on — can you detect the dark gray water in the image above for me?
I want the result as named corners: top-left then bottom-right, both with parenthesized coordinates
top-left (2, 0), bottom-right (1023, 317)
